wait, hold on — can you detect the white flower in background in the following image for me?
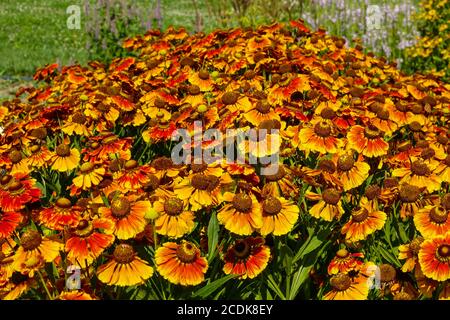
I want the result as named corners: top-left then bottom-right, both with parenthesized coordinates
top-left (366, 5), bottom-right (382, 31)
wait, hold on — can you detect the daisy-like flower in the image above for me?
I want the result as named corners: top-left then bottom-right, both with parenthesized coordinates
top-left (259, 196), bottom-right (299, 236)
top-left (398, 183), bottom-right (427, 220)
top-left (435, 154), bottom-right (450, 183)
top-left (341, 198), bottom-right (387, 242)
top-left (98, 194), bottom-right (150, 240)
top-left (262, 164), bottom-right (298, 198)
top-left (183, 85), bottom-right (205, 107)
top-left (217, 192), bottom-right (262, 236)
top-left (307, 188), bottom-right (344, 221)
top-left (61, 112), bottom-right (92, 137)
top-left (219, 91), bottom-right (252, 113)
top-left (7, 149), bottom-right (30, 175)
top-left (150, 156), bottom-right (181, 180)
top-left (97, 244), bottom-right (153, 287)
top-left (334, 152), bottom-right (370, 191)
top-left (398, 237), bottom-right (424, 272)
top-left (243, 99), bottom-right (280, 126)
top-left (0, 210), bottom-right (22, 239)
top-left (418, 233), bottom-right (450, 281)
top-left (323, 271), bottom-right (369, 300)
top-left (188, 70), bottom-right (215, 92)
top-left (65, 218), bottom-right (115, 267)
top-left (0, 174), bottom-right (41, 212)
top-left (72, 162), bottom-right (106, 191)
top-left (299, 119), bottom-right (343, 155)
top-left (152, 195), bottom-right (195, 238)
top-left (223, 237), bottom-right (270, 279)
top-left (392, 158), bottom-right (441, 193)
top-left (414, 205), bottom-right (450, 239)
top-left (13, 230), bottom-right (62, 269)
top-left (347, 125), bottom-right (389, 158)
top-left (50, 143), bottom-right (80, 172)
top-left (327, 249), bottom-right (364, 275)
top-left (155, 241), bottom-right (208, 286)
top-left (25, 144), bottom-right (52, 168)
top-left (83, 133), bottom-right (132, 162)
top-left (114, 160), bottom-right (154, 191)
top-left (39, 197), bottom-right (81, 231)
top-left (174, 173), bottom-right (232, 211)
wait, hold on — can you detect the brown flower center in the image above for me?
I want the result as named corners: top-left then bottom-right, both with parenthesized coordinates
top-left (379, 264), bottom-right (396, 282)
top-left (436, 245), bottom-right (450, 261)
top-left (72, 112), bottom-right (87, 124)
top-left (21, 230), bottom-right (42, 251)
top-left (55, 144), bottom-right (71, 157)
top-left (154, 98), bottom-right (167, 108)
top-left (144, 174), bottom-right (160, 192)
top-left (198, 70), bottom-right (210, 80)
top-left (383, 177), bottom-right (398, 189)
top-left (314, 121), bottom-right (331, 137)
top-left (262, 197), bottom-right (282, 215)
top-left (113, 244), bottom-right (135, 264)
top-left (55, 197), bottom-right (72, 209)
top-left (351, 208), bottom-right (369, 223)
top-left (421, 147), bottom-right (435, 160)
top-left (320, 107), bottom-right (336, 119)
top-left (408, 121), bottom-right (422, 132)
top-left (188, 85), bottom-right (201, 95)
top-left (74, 219), bottom-right (94, 237)
top-left (255, 100), bottom-right (271, 114)
top-left (111, 198), bottom-right (131, 218)
top-left (337, 154), bottom-right (355, 171)
top-left (80, 162), bottom-right (95, 174)
top-left (265, 165), bottom-right (286, 182)
top-left (233, 240), bottom-right (251, 259)
top-left (437, 134), bottom-right (449, 145)
top-left (322, 189), bottom-right (341, 205)
top-left (9, 150), bottom-right (22, 164)
top-left (364, 126), bottom-right (381, 139)
top-left (410, 160), bottom-right (430, 176)
top-left (429, 206), bottom-right (448, 224)
top-left (151, 157), bottom-right (173, 170)
top-left (232, 193), bottom-right (253, 213)
top-left (176, 241), bottom-right (198, 263)
top-left (330, 273), bottom-right (351, 291)
top-left (395, 102), bottom-right (409, 112)
top-left (399, 184), bottom-right (421, 203)
top-left (30, 128), bottom-right (47, 139)
top-left (318, 159), bottom-right (336, 173)
top-left (376, 108), bottom-right (390, 120)
top-left (365, 185), bottom-right (381, 200)
top-left (97, 103), bottom-right (111, 113)
top-left (222, 92), bottom-right (239, 105)
top-left (164, 197), bottom-right (184, 216)
top-left (191, 163), bottom-right (208, 173)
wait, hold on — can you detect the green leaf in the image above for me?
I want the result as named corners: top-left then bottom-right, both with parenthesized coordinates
top-left (287, 266), bottom-right (312, 300)
top-left (266, 274), bottom-right (286, 300)
top-left (293, 236), bottom-right (323, 264)
top-left (207, 212), bottom-right (219, 263)
top-left (192, 275), bottom-right (235, 299)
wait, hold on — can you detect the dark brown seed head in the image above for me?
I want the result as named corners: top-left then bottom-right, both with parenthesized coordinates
top-left (410, 160), bottom-right (430, 176)
top-left (111, 197), bottom-right (131, 218)
top-left (337, 154), bottom-right (355, 171)
top-left (176, 241), bottom-right (198, 263)
top-left (113, 244), bottom-right (135, 264)
top-left (255, 100), bottom-right (271, 114)
top-left (318, 159), bottom-right (336, 173)
top-left (9, 150), bottom-right (22, 164)
top-left (351, 207), bottom-right (369, 223)
top-left (221, 92), bottom-right (239, 105)
top-left (379, 264), bottom-right (396, 282)
top-left (320, 107), bottom-right (336, 119)
top-left (314, 121), bottom-right (332, 137)
top-left (365, 185), bottom-right (381, 200)
top-left (164, 197), bottom-right (184, 216)
top-left (262, 197), bottom-right (282, 215)
top-left (330, 273), bottom-right (351, 291)
top-left (55, 144), bottom-right (71, 157)
top-left (429, 206), bottom-right (448, 224)
top-left (322, 189), bottom-right (341, 205)
top-left (21, 230), bottom-right (42, 251)
top-left (232, 193), bottom-right (253, 213)
top-left (399, 184), bottom-right (421, 203)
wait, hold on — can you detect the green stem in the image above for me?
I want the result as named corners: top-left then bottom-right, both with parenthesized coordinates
top-left (37, 270), bottom-right (53, 300)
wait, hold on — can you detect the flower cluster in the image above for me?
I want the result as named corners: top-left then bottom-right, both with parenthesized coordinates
top-left (0, 20), bottom-right (449, 300)
top-left (405, 0), bottom-right (450, 82)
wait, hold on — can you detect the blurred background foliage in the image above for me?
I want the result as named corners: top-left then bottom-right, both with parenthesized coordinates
top-left (0, 0), bottom-right (448, 99)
